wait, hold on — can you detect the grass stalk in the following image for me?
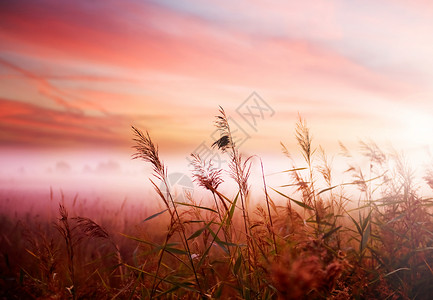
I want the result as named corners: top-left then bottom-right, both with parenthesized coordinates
top-left (132, 126), bottom-right (202, 297)
top-left (260, 159), bottom-right (278, 256)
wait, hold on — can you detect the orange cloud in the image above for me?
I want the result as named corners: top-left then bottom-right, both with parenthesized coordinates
top-left (0, 0), bottom-right (420, 100)
top-left (0, 98), bottom-right (128, 148)
top-left (1, 0), bottom-right (432, 157)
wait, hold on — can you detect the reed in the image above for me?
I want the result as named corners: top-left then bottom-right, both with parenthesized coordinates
top-left (3, 108), bottom-right (433, 299)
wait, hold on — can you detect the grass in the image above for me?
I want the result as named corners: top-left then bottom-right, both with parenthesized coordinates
top-left (2, 108), bottom-right (433, 299)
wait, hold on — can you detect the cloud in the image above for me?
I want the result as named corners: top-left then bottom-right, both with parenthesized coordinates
top-left (1, 0), bottom-right (433, 156)
top-left (0, 57), bottom-right (86, 114)
top-left (0, 98), bottom-right (189, 152)
top-left (0, 0), bottom-right (423, 99)
top-left (0, 98), bottom-right (129, 148)
top-left (152, 0), bottom-right (342, 41)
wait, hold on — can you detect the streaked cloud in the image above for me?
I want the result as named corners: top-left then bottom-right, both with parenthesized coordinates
top-left (0, 0), bottom-right (432, 156)
top-left (0, 98), bottom-right (127, 147)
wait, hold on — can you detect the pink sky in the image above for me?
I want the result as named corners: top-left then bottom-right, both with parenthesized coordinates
top-left (1, 0), bottom-right (433, 198)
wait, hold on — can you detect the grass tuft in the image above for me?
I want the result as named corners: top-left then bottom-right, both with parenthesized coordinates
top-left (3, 109), bottom-right (433, 299)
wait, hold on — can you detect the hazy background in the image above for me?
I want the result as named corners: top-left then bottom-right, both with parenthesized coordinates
top-left (1, 0), bottom-right (433, 208)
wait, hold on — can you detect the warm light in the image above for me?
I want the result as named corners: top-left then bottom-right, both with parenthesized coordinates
top-left (399, 108), bottom-right (433, 148)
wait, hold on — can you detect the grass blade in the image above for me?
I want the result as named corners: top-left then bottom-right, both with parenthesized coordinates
top-left (142, 209), bottom-right (168, 222)
top-left (270, 187), bottom-right (314, 210)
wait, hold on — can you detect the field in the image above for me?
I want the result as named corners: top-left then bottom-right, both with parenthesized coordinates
top-left (2, 110), bottom-right (433, 299)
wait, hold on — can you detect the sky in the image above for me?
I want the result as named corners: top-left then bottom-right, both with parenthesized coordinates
top-left (1, 0), bottom-right (433, 201)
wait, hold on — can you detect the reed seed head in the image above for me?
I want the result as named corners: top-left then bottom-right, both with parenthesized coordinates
top-left (190, 153), bottom-right (223, 191)
top-left (131, 125), bottom-right (165, 180)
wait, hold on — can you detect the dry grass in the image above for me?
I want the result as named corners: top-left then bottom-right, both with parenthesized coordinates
top-left (2, 108), bottom-right (433, 299)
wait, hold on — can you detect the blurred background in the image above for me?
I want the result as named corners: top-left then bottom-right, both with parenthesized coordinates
top-left (1, 0), bottom-right (433, 209)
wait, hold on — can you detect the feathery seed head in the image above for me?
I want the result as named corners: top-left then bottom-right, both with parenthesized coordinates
top-left (131, 126), bottom-right (165, 180)
top-left (190, 153), bottom-right (223, 191)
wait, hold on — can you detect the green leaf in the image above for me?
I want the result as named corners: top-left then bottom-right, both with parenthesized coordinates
top-left (124, 264), bottom-right (199, 292)
top-left (214, 240), bottom-right (241, 247)
top-left (175, 202), bottom-right (218, 214)
top-left (226, 191), bottom-right (239, 226)
top-left (214, 282), bottom-right (224, 298)
top-left (362, 210), bottom-right (372, 232)
top-left (185, 220), bottom-right (206, 224)
top-left (233, 254), bottom-right (243, 275)
top-left (197, 193), bottom-right (240, 269)
top-left (386, 213), bottom-right (406, 224)
top-left (164, 246), bottom-right (189, 256)
top-left (323, 226), bottom-right (342, 240)
top-left (120, 233), bottom-right (159, 247)
top-left (270, 187), bottom-right (314, 210)
top-left (208, 228), bottom-right (228, 254)
top-left (120, 233), bottom-right (188, 257)
top-left (197, 245), bottom-right (211, 270)
top-left (155, 285), bottom-right (181, 298)
top-left (214, 190), bottom-right (234, 205)
top-left (187, 222), bottom-right (212, 240)
top-left (346, 212), bottom-right (363, 236)
top-left (317, 185), bottom-right (339, 196)
top-left (361, 222), bottom-right (370, 252)
top-left (142, 209), bottom-right (168, 222)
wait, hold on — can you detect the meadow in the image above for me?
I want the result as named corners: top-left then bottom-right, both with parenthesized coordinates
top-left (1, 108), bottom-right (433, 299)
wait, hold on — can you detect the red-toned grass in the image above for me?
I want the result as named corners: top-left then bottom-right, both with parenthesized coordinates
top-left (2, 111), bottom-right (433, 299)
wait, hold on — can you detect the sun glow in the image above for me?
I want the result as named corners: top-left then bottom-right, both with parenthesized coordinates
top-left (399, 108), bottom-right (433, 149)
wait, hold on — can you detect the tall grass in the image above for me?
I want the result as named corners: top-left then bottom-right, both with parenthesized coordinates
top-left (2, 108), bottom-right (433, 299)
